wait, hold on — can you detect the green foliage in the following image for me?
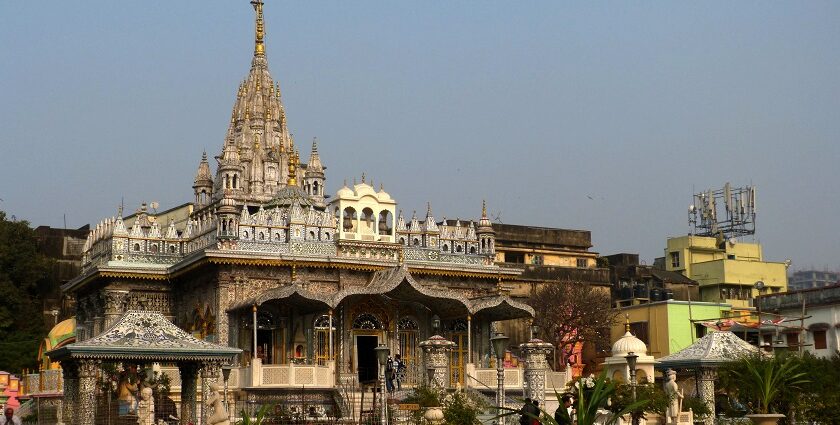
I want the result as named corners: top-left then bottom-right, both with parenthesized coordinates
top-left (680, 396), bottom-right (712, 419)
top-left (500, 374), bottom-right (645, 425)
top-left (236, 404), bottom-right (273, 425)
top-left (720, 353), bottom-right (809, 414)
top-left (0, 211), bottom-right (48, 372)
top-left (570, 373), bottom-right (645, 425)
top-left (609, 383), bottom-right (668, 421)
top-left (442, 391), bottom-right (481, 425)
top-left (403, 383), bottom-right (441, 407)
top-left (781, 352), bottom-right (840, 425)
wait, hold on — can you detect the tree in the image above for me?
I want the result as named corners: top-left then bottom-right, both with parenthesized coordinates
top-left (0, 210), bottom-right (49, 372)
top-left (528, 280), bottom-right (618, 370)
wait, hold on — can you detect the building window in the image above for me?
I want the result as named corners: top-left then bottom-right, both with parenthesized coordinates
top-left (814, 330), bottom-right (827, 350)
top-left (670, 251), bottom-right (680, 268)
top-left (576, 258), bottom-right (587, 268)
top-left (629, 322), bottom-right (649, 346)
top-left (786, 333), bottom-right (799, 351)
top-left (504, 252), bottom-right (525, 263)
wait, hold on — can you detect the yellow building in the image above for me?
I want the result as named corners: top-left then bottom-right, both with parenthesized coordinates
top-left (663, 235), bottom-right (787, 308)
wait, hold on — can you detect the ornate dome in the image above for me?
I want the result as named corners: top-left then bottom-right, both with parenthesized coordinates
top-left (612, 329), bottom-right (648, 356)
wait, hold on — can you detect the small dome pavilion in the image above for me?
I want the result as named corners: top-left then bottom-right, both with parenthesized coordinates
top-left (604, 318), bottom-right (657, 383)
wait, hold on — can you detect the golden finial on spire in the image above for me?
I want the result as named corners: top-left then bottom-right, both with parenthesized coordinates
top-left (482, 200), bottom-right (487, 217)
top-left (624, 314), bottom-right (631, 333)
top-left (287, 148), bottom-right (298, 185)
top-left (251, 0), bottom-right (265, 57)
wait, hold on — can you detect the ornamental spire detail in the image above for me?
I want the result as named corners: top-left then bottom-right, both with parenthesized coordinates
top-left (251, 0), bottom-right (265, 57)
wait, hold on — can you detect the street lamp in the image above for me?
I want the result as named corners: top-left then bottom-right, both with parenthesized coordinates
top-left (490, 332), bottom-right (510, 425)
top-left (754, 281), bottom-right (766, 348)
top-left (431, 315), bottom-right (441, 335)
top-left (221, 364), bottom-right (233, 419)
top-left (625, 352), bottom-right (639, 425)
top-left (374, 344), bottom-right (390, 425)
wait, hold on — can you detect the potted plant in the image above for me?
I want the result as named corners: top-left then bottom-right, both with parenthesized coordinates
top-left (406, 383), bottom-right (444, 425)
top-left (723, 354), bottom-right (809, 425)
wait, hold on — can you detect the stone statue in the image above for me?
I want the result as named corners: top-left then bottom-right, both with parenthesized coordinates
top-left (664, 369), bottom-right (684, 424)
top-left (206, 383), bottom-right (230, 425)
top-left (137, 387), bottom-right (155, 425)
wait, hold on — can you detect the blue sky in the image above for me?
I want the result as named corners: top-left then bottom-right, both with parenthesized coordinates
top-left (1, 1), bottom-right (839, 269)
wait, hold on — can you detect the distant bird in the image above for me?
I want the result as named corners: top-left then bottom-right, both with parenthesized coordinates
top-left (587, 195), bottom-right (593, 200)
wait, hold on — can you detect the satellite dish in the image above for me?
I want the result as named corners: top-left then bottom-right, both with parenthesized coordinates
top-left (728, 237), bottom-right (737, 246)
top-left (689, 205), bottom-right (696, 213)
top-left (754, 281), bottom-right (765, 290)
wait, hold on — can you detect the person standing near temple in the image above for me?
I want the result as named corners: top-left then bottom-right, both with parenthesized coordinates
top-left (393, 354), bottom-right (406, 391)
top-left (554, 395), bottom-right (573, 425)
top-left (385, 355), bottom-right (395, 393)
top-left (0, 408), bottom-right (22, 425)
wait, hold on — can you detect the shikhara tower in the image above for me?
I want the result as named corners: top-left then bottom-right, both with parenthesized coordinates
top-left (205, 0), bottom-right (308, 206)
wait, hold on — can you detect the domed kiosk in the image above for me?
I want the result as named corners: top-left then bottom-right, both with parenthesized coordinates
top-left (604, 318), bottom-right (657, 384)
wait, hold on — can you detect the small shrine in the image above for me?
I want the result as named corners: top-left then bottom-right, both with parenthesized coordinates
top-left (46, 311), bottom-right (241, 425)
top-left (604, 319), bottom-right (657, 384)
top-left (657, 330), bottom-right (760, 425)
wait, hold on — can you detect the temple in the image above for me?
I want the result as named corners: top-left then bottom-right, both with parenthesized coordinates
top-left (48, 1), bottom-right (549, 422)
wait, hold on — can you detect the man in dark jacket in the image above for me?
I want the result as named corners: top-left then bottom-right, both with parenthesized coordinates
top-left (554, 395), bottom-right (573, 425)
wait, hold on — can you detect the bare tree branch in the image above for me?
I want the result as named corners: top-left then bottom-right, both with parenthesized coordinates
top-left (528, 280), bottom-right (618, 370)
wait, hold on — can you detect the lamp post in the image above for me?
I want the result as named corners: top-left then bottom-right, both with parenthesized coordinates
top-left (490, 332), bottom-right (510, 425)
top-left (221, 364), bottom-right (232, 420)
top-left (625, 352), bottom-right (639, 425)
top-left (374, 344), bottom-right (390, 425)
top-left (754, 281), bottom-right (766, 350)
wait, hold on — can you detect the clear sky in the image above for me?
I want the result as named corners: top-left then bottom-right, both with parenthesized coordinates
top-left (2, 1), bottom-right (839, 269)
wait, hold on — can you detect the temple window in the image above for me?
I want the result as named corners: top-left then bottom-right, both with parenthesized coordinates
top-left (342, 207), bottom-right (357, 231)
top-left (469, 246), bottom-right (476, 254)
top-left (133, 243), bottom-right (141, 252)
top-left (352, 313), bottom-right (382, 330)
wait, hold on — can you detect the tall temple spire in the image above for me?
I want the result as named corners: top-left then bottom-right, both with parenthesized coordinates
top-left (251, 0), bottom-right (266, 57)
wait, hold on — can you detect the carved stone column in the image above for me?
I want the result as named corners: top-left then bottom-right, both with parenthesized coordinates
top-left (697, 368), bottom-right (717, 425)
top-left (520, 339), bottom-right (553, 404)
top-left (419, 335), bottom-right (456, 388)
top-left (77, 359), bottom-right (101, 425)
top-left (179, 363), bottom-right (199, 425)
top-left (60, 361), bottom-right (79, 424)
top-left (103, 289), bottom-right (130, 329)
top-left (201, 361), bottom-right (222, 425)
top-left (75, 300), bottom-right (89, 342)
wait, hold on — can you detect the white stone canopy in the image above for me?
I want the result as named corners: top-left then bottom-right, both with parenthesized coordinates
top-left (656, 330), bottom-right (760, 370)
top-left (46, 311), bottom-right (241, 362)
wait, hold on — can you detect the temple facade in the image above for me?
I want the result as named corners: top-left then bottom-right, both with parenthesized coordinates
top-left (61, 0), bottom-right (537, 410)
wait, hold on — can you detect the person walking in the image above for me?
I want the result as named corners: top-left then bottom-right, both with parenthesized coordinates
top-left (393, 354), bottom-right (406, 391)
top-left (385, 355), bottom-right (395, 393)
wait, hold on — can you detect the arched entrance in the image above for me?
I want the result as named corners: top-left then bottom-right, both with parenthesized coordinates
top-left (353, 313), bottom-right (384, 383)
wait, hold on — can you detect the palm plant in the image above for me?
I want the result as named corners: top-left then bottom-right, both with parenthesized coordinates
top-left (499, 373), bottom-right (645, 425)
top-left (236, 404), bottom-right (273, 425)
top-left (724, 354), bottom-right (809, 414)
